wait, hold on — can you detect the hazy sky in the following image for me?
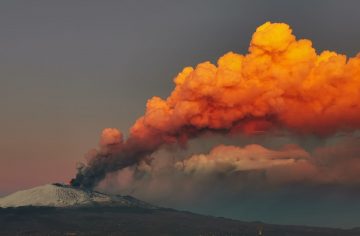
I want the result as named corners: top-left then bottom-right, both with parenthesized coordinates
top-left (1, 0), bottom-right (360, 227)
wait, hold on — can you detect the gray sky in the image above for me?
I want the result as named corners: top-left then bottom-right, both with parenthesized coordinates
top-left (1, 0), bottom-right (360, 227)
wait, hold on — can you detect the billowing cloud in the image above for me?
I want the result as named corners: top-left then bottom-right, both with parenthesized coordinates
top-left (175, 144), bottom-right (310, 175)
top-left (72, 22), bottom-right (360, 189)
top-left (172, 139), bottom-right (360, 186)
top-left (99, 128), bottom-right (123, 147)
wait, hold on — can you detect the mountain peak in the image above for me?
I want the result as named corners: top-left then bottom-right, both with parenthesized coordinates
top-left (0, 183), bottom-right (154, 208)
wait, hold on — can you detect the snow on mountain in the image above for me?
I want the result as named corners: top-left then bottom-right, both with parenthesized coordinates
top-left (0, 183), bottom-right (155, 208)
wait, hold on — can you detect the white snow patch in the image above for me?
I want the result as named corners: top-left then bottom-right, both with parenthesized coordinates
top-left (0, 183), bottom-right (154, 208)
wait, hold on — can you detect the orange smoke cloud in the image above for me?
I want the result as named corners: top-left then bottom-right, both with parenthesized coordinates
top-left (72, 22), bottom-right (360, 189)
top-left (100, 128), bottom-right (123, 147)
top-left (131, 21), bottom-right (360, 143)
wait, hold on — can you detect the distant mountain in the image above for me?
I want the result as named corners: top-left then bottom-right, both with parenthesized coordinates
top-left (1, 184), bottom-right (359, 236)
top-left (0, 183), bottom-right (154, 208)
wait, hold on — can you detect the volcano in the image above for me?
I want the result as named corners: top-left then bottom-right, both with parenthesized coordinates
top-left (0, 183), bottom-right (154, 208)
top-left (0, 185), bottom-right (359, 235)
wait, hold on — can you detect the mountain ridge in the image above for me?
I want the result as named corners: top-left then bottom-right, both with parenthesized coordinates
top-left (0, 183), bottom-right (155, 209)
top-left (1, 184), bottom-right (360, 235)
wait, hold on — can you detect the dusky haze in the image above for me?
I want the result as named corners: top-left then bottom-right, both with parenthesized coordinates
top-left (1, 0), bottom-right (360, 228)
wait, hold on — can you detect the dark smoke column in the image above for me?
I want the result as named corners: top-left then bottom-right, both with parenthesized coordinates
top-left (70, 128), bottom-right (165, 189)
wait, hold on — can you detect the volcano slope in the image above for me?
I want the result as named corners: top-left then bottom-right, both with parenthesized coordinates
top-left (0, 184), bottom-right (359, 236)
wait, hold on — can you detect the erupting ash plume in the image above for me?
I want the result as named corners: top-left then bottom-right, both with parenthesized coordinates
top-left (71, 22), bottom-right (360, 189)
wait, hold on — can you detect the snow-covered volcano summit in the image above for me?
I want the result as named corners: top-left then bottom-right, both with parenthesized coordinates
top-left (0, 183), bottom-right (154, 208)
